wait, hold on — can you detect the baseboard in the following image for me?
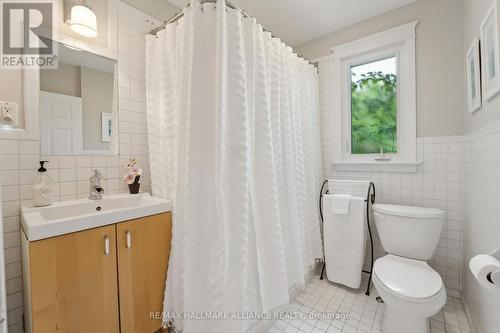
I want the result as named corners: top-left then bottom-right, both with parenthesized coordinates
top-left (461, 296), bottom-right (477, 333)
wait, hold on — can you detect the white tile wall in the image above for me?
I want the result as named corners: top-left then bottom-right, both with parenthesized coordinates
top-left (318, 59), bottom-right (465, 298)
top-left (0, 4), bottom-right (156, 331)
top-left (463, 118), bottom-right (500, 333)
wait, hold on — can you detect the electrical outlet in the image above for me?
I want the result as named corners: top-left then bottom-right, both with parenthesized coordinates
top-left (0, 101), bottom-right (19, 128)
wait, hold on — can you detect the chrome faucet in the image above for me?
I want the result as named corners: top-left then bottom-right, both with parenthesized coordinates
top-left (89, 169), bottom-right (104, 200)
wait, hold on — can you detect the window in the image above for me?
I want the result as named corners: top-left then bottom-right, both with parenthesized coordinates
top-left (331, 22), bottom-right (417, 172)
top-left (351, 56), bottom-right (397, 155)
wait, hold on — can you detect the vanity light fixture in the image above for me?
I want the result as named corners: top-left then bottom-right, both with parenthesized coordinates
top-left (68, 1), bottom-right (98, 38)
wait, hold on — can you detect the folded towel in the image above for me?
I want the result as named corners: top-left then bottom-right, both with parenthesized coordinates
top-left (323, 195), bottom-right (366, 289)
top-left (331, 194), bottom-right (351, 215)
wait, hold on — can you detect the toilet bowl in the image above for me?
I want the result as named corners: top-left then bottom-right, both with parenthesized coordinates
top-left (373, 255), bottom-right (446, 333)
top-left (372, 204), bottom-right (445, 333)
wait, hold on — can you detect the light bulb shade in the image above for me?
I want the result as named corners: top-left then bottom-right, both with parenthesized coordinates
top-left (70, 4), bottom-right (97, 38)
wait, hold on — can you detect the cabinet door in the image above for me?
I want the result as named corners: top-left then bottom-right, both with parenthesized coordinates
top-left (29, 225), bottom-right (120, 333)
top-left (117, 212), bottom-right (172, 333)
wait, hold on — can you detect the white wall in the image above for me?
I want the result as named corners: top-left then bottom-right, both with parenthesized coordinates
top-left (463, 120), bottom-right (500, 333)
top-left (0, 3), bottom-right (156, 331)
top-left (463, 1), bottom-right (500, 332)
top-left (296, 0), bottom-right (465, 138)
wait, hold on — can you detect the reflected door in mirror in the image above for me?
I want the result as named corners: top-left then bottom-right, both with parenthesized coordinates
top-left (40, 91), bottom-right (83, 155)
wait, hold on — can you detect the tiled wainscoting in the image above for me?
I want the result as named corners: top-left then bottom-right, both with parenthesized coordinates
top-left (463, 119), bottom-right (500, 333)
top-left (0, 4), bottom-right (156, 332)
top-left (321, 136), bottom-right (465, 298)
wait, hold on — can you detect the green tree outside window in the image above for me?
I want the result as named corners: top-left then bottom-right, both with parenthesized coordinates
top-left (351, 58), bottom-right (397, 154)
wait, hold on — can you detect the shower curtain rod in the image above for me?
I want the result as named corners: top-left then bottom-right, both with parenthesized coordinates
top-left (149, 0), bottom-right (318, 68)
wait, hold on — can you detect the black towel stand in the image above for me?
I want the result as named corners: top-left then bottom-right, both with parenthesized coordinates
top-left (318, 180), bottom-right (376, 296)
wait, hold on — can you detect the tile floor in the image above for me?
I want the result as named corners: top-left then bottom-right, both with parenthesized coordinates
top-left (267, 277), bottom-right (472, 333)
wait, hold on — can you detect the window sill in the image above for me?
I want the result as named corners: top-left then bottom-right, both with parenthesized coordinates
top-left (333, 160), bottom-right (422, 173)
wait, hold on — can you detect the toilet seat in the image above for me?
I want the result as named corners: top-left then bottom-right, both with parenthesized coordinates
top-left (373, 254), bottom-right (443, 301)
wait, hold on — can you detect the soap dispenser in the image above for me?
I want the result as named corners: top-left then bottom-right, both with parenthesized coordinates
top-left (32, 161), bottom-right (52, 207)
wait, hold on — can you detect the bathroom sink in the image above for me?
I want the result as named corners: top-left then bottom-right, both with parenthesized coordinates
top-left (21, 193), bottom-right (172, 241)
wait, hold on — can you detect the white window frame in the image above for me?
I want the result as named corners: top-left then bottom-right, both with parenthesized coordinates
top-left (332, 22), bottom-right (418, 172)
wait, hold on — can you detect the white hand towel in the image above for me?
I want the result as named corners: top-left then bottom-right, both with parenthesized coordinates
top-left (323, 195), bottom-right (366, 289)
top-left (331, 194), bottom-right (351, 215)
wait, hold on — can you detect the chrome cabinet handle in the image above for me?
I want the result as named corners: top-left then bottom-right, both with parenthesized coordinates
top-left (126, 231), bottom-right (132, 249)
top-left (104, 236), bottom-right (110, 256)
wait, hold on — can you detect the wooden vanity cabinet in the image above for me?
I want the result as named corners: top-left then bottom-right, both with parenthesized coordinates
top-left (117, 213), bottom-right (172, 333)
top-left (24, 212), bottom-right (172, 333)
top-left (29, 224), bottom-right (120, 333)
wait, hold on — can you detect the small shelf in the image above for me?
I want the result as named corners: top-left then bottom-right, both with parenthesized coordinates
top-left (0, 128), bottom-right (26, 140)
top-left (333, 160), bottom-right (422, 173)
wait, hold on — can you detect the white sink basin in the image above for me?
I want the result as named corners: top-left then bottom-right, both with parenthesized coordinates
top-left (21, 193), bottom-right (172, 241)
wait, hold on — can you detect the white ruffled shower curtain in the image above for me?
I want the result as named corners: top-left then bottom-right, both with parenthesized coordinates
top-left (145, 1), bottom-right (323, 332)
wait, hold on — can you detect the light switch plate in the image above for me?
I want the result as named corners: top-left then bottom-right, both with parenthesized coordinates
top-left (0, 101), bottom-right (19, 128)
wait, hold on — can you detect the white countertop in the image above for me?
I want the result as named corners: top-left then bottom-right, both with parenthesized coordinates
top-left (21, 193), bottom-right (172, 241)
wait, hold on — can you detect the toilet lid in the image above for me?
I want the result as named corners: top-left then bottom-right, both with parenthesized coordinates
top-left (374, 255), bottom-right (443, 300)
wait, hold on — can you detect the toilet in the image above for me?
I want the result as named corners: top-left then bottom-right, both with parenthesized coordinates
top-left (372, 204), bottom-right (446, 333)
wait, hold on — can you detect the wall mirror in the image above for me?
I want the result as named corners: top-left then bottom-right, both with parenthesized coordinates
top-left (39, 39), bottom-right (118, 155)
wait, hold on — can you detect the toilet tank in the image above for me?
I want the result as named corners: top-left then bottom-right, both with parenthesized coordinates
top-left (372, 204), bottom-right (444, 261)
